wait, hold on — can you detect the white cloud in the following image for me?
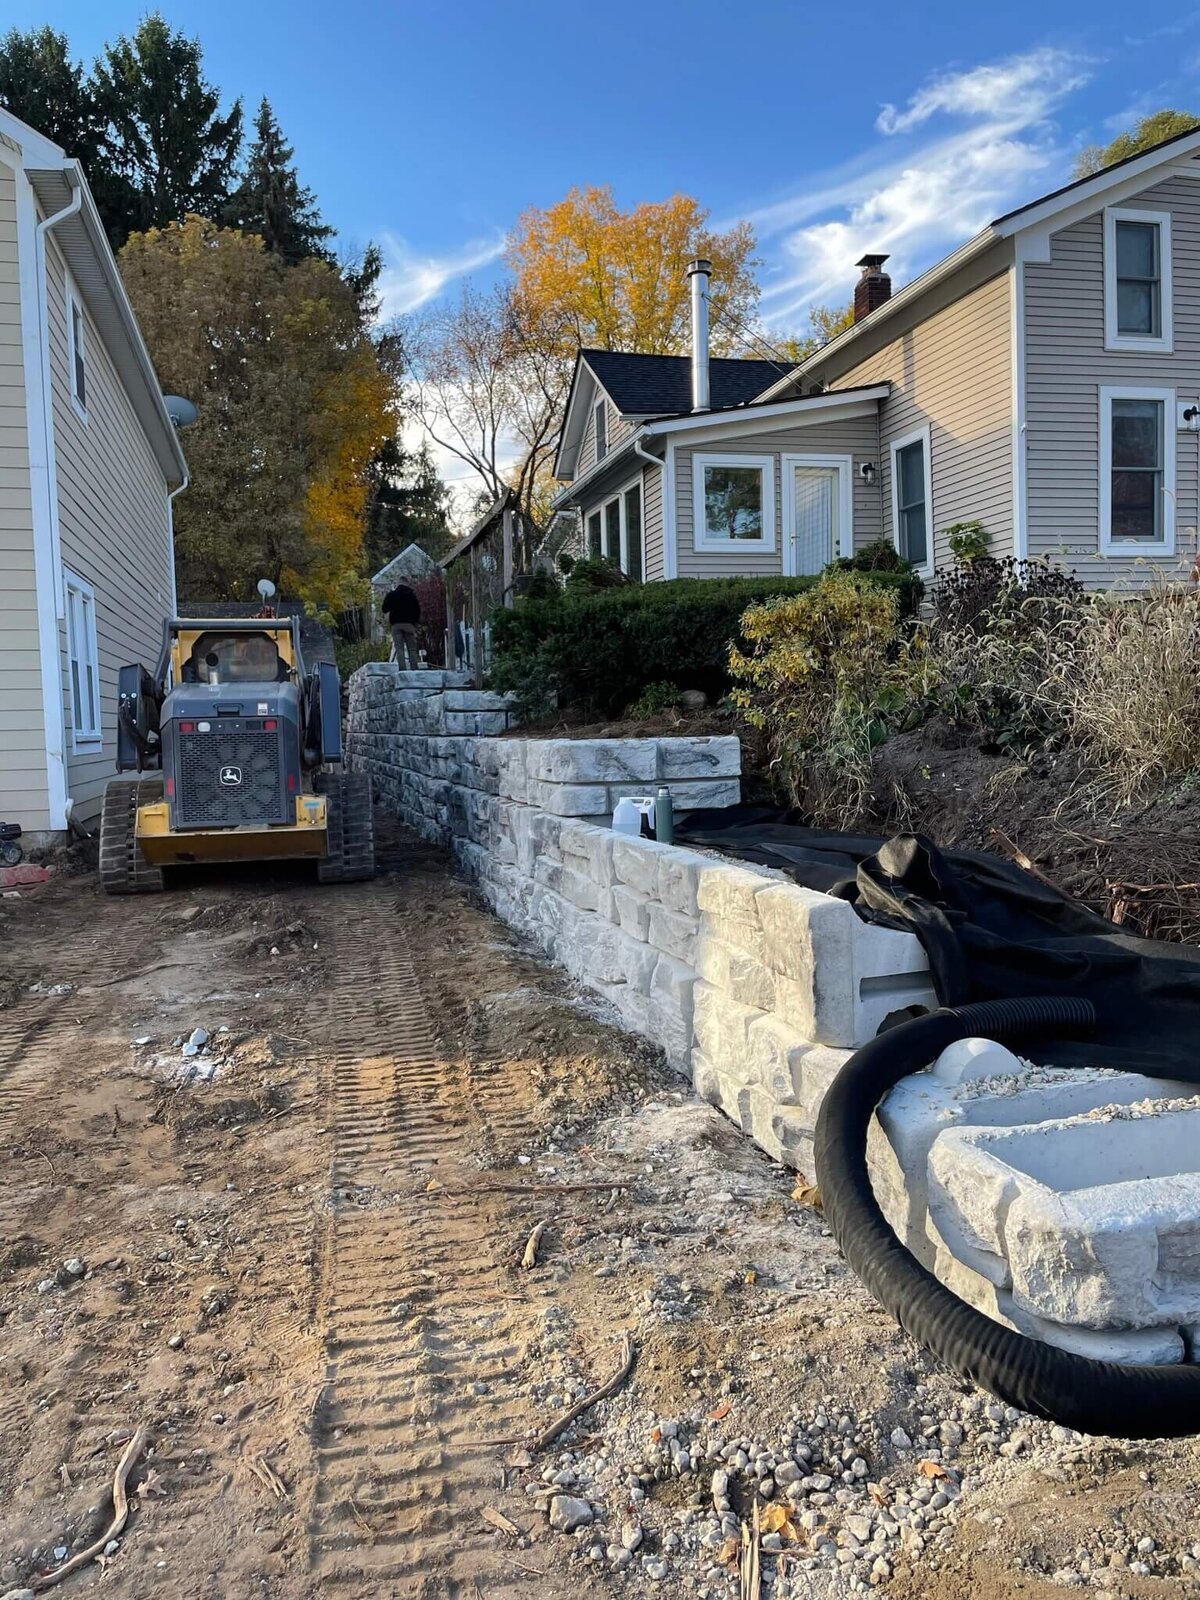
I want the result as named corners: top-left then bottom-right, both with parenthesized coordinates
top-left (876, 48), bottom-right (1089, 136)
top-left (745, 47), bottom-right (1093, 333)
top-left (376, 230), bottom-right (505, 318)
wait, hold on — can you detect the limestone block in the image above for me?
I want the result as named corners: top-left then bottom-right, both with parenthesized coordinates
top-left (695, 935), bottom-right (776, 1013)
top-left (616, 933), bottom-right (659, 995)
top-left (692, 981), bottom-right (762, 1078)
top-left (646, 902), bottom-right (698, 966)
top-left (560, 864), bottom-right (604, 915)
top-left (612, 883), bottom-right (651, 942)
top-left (559, 821), bottom-right (615, 887)
top-left (443, 689), bottom-right (512, 711)
top-left (534, 783), bottom-right (610, 817)
top-left (697, 863), bottom-right (773, 927)
top-left (608, 779), bottom-right (741, 812)
top-left (570, 917), bottom-right (626, 986)
top-left (656, 736), bottom-right (741, 780)
top-left (656, 848), bottom-right (711, 916)
top-left (533, 856), bottom-right (564, 893)
top-left (755, 882), bottom-right (859, 1046)
top-left (533, 738), bottom-right (658, 785)
top-left (444, 710), bottom-right (510, 737)
top-left (648, 954), bottom-right (696, 1067)
top-left (612, 834), bottom-right (671, 896)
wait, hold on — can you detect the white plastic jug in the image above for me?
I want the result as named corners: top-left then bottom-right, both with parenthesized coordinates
top-left (612, 796), bottom-right (655, 837)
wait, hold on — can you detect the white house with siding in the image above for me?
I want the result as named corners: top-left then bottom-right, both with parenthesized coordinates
top-left (554, 126), bottom-right (1200, 592)
top-left (0, 109), bottom-right (186, 838)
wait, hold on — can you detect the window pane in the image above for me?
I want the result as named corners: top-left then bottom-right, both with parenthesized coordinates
top-left (900, 503), bottom-right (928, 568)
top-left (604, 499), bottom-right (621, 561)
top-left (624, 485), bottom-right (643, 580)
top-left (594, 404), bottom-right (607, 461)
top-left (70, 659), bottom-right (83, 729)
top-left (1117, 280), bottom-right (1157, 337)
top-left (703, 464), bottom-right (763, 541)
top-left (85, 661), bottom-right (97, 732)
top-left (1111, 470), bottom-right (1160, 540)
top-left (71, 302), bottom-right (86, 406)
top-left (587, 511), bottom-right (602, 558)
top-left (1111, 399), bottom-right (1161, 469)
top-left (898, 441), bottom-right (925, 509)
top-left (1115, 220), bottom-right (1157, 279)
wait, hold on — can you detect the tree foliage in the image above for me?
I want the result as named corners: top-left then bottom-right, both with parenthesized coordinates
top-left (119, 216), bottom-right (395, 604)
top-left (1074, 109), bottom-right (1199, 179)
top-left (776, 301), bottom-right (855, 364)
top-left (223, 97), bottom-right (333, 265)
top-left (0, 26), bottom-right (101, 162)
top-left (363, 435), bottom-right (455, 573)
top-left (91, 15), bottom-right (243, 249)
top-left (507, 184), bottom-right (759, 356)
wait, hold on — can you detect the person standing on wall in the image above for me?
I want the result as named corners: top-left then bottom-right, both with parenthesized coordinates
top-left (382, 581), bottom-right (422, 670)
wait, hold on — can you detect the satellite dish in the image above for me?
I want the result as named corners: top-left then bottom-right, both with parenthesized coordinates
top-left (257, 578), bottom-right (277, 600)
top-left (163, 394), bottom-right (199, 430)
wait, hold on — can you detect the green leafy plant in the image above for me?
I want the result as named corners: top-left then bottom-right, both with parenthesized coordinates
top-left (827, 537), bottom-right (913, 576)
top-left (564, 555), bottom-right (631, 592)
top-left (335, 636), bottom-right (391, 678)
top-left (944, 520), bottom-right (990, 564)
top-left (628, 681), bottom-right (680, 720)
top-left (729, 569), bottom-right (910, 825)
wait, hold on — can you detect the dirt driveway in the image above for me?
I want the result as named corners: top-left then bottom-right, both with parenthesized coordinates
top-left (2, 828), bottom-right (1200, 1600)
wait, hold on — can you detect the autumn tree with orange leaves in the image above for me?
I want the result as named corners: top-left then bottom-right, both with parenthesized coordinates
top-left (121, 215), bottom-right (395, 604)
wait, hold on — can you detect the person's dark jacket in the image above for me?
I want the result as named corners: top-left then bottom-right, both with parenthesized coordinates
top-left (382, 584), bottom-right (420, 626)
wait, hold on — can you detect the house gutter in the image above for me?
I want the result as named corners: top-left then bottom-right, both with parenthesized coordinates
top-left (167, 472), bottom-right (189, 616)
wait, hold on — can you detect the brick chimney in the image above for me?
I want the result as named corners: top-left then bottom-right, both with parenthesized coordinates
top-left (854, 254), bottom-right (891, 322)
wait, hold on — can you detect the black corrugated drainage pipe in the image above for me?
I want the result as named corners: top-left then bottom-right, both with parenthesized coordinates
top-left (814, 996), bottom-right (1200, 1438)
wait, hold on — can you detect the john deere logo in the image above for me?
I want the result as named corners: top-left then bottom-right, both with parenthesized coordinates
top-left (219, 765), bottom-right (243, 787)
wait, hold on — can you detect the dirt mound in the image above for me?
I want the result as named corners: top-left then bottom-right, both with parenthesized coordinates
top-left (871, 722), bottom-right (1200, 942)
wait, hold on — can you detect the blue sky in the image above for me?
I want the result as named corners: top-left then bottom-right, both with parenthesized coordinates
top-left (11, 0), bottom-right (1200, 338)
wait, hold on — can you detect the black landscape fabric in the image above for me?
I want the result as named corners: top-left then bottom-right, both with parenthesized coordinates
top-left (676, 806), bottom-right (1200, 1081)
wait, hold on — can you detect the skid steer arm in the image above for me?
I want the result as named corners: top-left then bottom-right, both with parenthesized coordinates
top-left (116, 663), bottom-right (162, 772)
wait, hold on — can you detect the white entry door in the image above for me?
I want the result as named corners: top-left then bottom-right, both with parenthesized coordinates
top-left (791, 464), bottom-right (840, 574)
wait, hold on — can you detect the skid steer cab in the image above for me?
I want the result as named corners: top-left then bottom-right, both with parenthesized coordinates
top-left (99, 615), bottom-right (373, 894)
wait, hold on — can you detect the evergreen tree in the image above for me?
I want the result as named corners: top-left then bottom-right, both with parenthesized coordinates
top-left (223, 97), bottom-right (333, 265)
top-left (364, 437), bottom-right (455, 572)
top-left (0, 27), bottom-right (101, 163)
top-left (92, 14), bottom-right (242, 248)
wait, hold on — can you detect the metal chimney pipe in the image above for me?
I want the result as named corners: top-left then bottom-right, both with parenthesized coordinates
top-left (687, 257), bottom-right (712, 412)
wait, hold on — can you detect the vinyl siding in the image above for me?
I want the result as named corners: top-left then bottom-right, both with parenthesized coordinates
top-left (575, 390), bottom-right (627, 478)
top-left (0, 159), bottom-right (52, 831)
top-left (830, 269), bottom-right (1014, 571)
top-left (674, 415), bottom-right (881, 577)
top-left (642, 462), bottom-right (664, 581)
top-left (44, 229), bottom-right (173, 823)
top-left (1024, 173), bottom-right (1200, 588)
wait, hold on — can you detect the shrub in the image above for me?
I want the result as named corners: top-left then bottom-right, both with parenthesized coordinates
top-left (564, 555), bottom-right (631, 592)
top-left (628, 680), bottom-right (680, 720)
top-left (827, 537), bottom-right (914, 576)
top-left (336, 636), bottom-right (391, 678)
top-left (921, 557), bottom-right (1086, 749)
top-left (729, 569), bottom-right (910, 826)
top-left (945, 519), bottom-right (990, 563)
top-left (490, 571), bottom-right (918, 720)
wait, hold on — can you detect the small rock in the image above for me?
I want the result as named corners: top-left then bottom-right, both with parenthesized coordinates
top-left (679, 689), bottom-right (708, 711)
top-left (36, 1278), bottom-right (57, 1295)
top-left (890, 1428), bottom-right (912, 1450)
top-left (133, 1036), bottom-right (153, 1047)
top-left (1, 1589), bottom-right (37, 1600)
top-left (103, 1540), bottom-right (120, 1557)
top-left (548, 1495), bottom-right (593, 1533)
top-left (53, 1548), bottom-right (68, 1561)
top-left (643, 1558), bottom-right (669, 1581)
top-left (58, 1258), bottom-right (86, 1283)
top-left (621, 1521), bottom-right (643, 1552)
top-left (167, 1334), bottom-right (184, 1350)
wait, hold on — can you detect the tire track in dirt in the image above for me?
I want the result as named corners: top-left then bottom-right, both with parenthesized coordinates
top-left (308, 881), bottom-right (555, 1598)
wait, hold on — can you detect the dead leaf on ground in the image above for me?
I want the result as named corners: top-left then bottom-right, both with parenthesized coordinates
top-left (708, 1400), bottom-right (732, 1422)
top-left (759, 1504), bottom-right (799, 1540)
top-left (717, 1534), bottom-right (741, 1566)
top-left (744, 1269), bottom-right (758, 1285)
top-left (917, 1459), bottom-right (949, 1479)
top-left (791, 1180), bottom-right (822, 1210)
top-left (481, 1506), bottom-right (521, 1537)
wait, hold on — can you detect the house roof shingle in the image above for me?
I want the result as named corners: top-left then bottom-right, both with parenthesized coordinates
top-left (581, 348), bottom-right (795, 417)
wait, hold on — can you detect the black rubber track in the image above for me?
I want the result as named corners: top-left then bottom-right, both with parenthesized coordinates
top-left (316, 770), bottom-right (375, 883)
top-left (98, 777), bottom-right (165, 895)
top-left (814, 997), bottom-right (1200, 1439)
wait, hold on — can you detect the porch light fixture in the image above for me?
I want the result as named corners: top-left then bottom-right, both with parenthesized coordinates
top-left (860, 461), bottom-right (877, 487)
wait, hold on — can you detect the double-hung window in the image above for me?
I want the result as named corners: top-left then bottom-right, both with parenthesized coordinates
top-left (591, 480), bottom-right (646, 579)
top-left (1104, 208), bottom-right (1173, 352)
top-left (693, 454), bottom-right (775, 552)
top-left (64, 570), bottom-right (101, 745)
top-left (623, 482), bottom-right (643, 581)
top-left (889, 426), bottom-right (933, 575)
top-left (1100, 386), bottom-right (1175, 553)
top-left (66, 280), bottom-right (88, 418)
top-left (586, 509), bottom-right (602, 559)
top-left (593, 400), bottom-right (608, 463)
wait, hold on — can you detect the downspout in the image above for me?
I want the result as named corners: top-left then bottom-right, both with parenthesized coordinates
top-left (35, 167), bottom-right (83, 620)
top-left (167, 471), bottom-right (188, 617)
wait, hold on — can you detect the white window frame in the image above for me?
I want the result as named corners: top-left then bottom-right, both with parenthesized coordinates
top-left (780, 453), bottom-right (854, 576)
top-left (593, 399), bottom-right (608, 462)
top-left (1104, 207), bottom-right (1173, 354)
top-left (1099, 384), bottom-right (1176, 555)
top-left (889, 425), bottom-right (934, 577)
top-left (64, 568), bottom-right (102, 748)
top-left (596, 472), bottom-right (646, 580)
top-left (65, 273), bottom-right (88, 422)
top-left (692, 452), bottom-right (776, 554)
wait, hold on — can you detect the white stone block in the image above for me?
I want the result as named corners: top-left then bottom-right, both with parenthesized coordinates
top-left (534, 738), bottom-right (658, 784)
top-left (692, 980), bottom-right (762, 1078)
top-left (665, 779), bottom-right (742, 811)
top-left (560, 864), bottom-right (603, 914)
top-left (696, 862), bottom-right (773, 925)
top-left (612, 834), bottom-right (671, 896)
top-left (655, 848), bottom-right (710, 916)
top-left (535, 782), bottom-right (610, 816)
top-left (648, 954), bottom-right (696, 1069)
top-left (612, 883), bottom-right (651, 942)
top-left (559, 822), bottom-right (615, 887)
top-left (656, 736), bottom-right (741, 780)
top-left (646, 902), bottom-right (698, 966)
top-left (695, 935), bottom-right (775, 1013)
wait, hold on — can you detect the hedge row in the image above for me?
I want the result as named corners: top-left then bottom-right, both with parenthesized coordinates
top-left (490, 571), bottom-right (919, 719)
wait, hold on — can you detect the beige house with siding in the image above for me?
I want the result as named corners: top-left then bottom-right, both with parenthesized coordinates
top-left (554, 126), bottom-right (1200, 592)
top-left (0, 109), bottom-right (186, 838)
